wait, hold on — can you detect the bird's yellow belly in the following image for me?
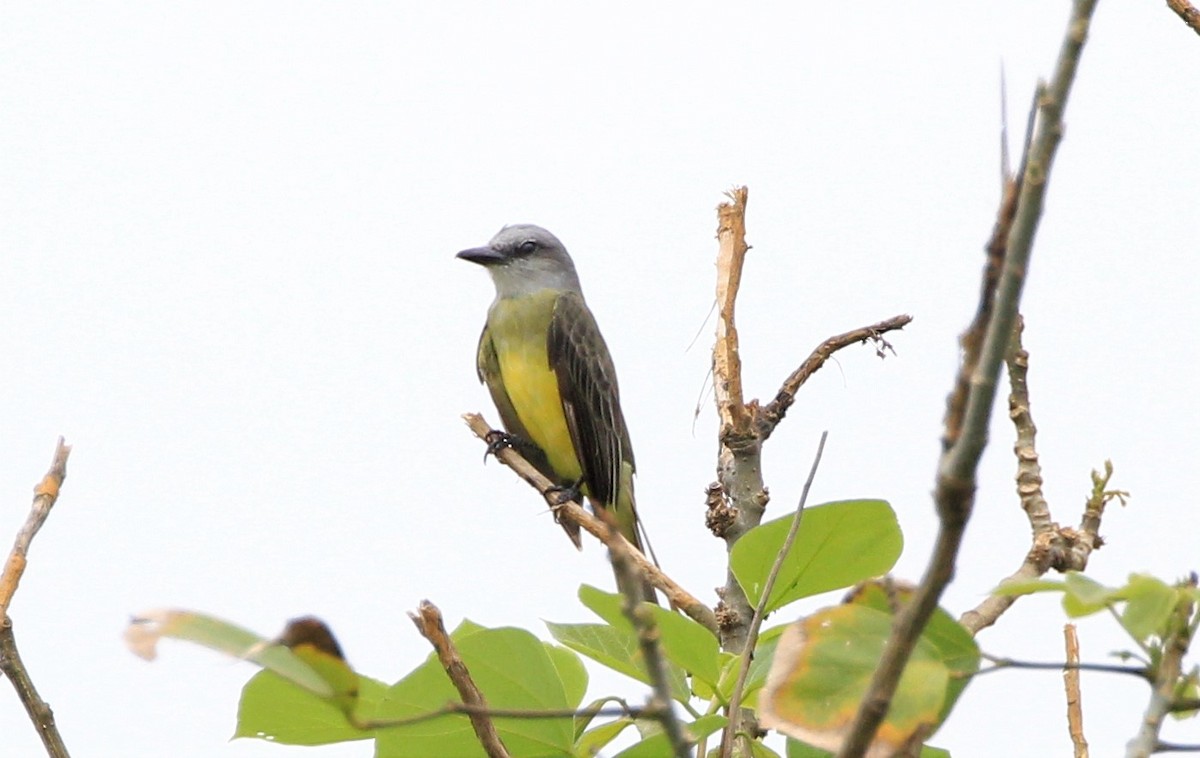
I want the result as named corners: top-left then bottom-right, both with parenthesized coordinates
top-left (490, 300), bottom-right (583, 483)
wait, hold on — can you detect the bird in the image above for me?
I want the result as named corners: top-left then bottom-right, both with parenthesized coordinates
top-left (458, 224), bottom-right (655, 603)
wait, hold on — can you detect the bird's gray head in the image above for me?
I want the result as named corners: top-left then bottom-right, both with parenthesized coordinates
top-left (457, 224), bottom-right (583, 298)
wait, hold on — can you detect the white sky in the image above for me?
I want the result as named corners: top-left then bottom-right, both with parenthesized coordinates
top-left (2, 2), bottom-right (1198, 757)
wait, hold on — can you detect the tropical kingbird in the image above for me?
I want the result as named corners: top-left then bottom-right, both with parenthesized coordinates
top-left (458, 224), bottom-right (655, 602)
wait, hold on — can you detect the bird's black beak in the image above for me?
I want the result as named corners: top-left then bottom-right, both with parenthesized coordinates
top-left (456, 246), bottom-right (505, 265)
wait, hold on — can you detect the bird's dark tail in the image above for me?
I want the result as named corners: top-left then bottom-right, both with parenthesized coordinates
top-left (610, 471), bottom-right (660, 605)
top-left (613, 562), bottom-right (659, 606)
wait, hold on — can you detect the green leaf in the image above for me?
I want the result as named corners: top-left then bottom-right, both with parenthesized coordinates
top-left (1120, 575), bottom-right (1180, 641)
top-left (546, 621), bottom-right (691, 703)
top-left (235, 671), bottom-right (386, 745)
top-left (785, 740), bottom-right (949, 758)
top-left (576, 713), bottom-right (633, 753)
top-left (374, 624), bottom-right (575, 758)
top-left (750, 739), bottom-right (783, 757)
top-left (730, 500), bottom-right (902, 613)
top-left (743, 642), bottom-right (780, 709)
top-left (578, 585), bottom-right (721, 690)
top-left (578, 584), bottom-right (634, 629)
top-left (546, 622), bottom-right (645, 682)
top-left (760, 605), bottom-right (950, 756)
top-left (1062, 573), bottom-right (1115, 616)
top-left (649, 605), bottom-right (720, 688)
top-left (613, 714), bottom-right (726, 757)
top-left (1172, 673), bottom-right (1200, 721)
top-left (786, 739), bottom-right (832, 757)
top-left (543, 642), bottom-right (588, 708)
top-left (991, 577), bottom-right (1066, 596)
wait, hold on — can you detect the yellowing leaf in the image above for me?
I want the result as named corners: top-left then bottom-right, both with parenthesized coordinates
top-left (759, 605), bottom-right (949, 758)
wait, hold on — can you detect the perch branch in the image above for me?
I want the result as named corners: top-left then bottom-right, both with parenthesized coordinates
top-left (463, 413), bottom-right (718, 634)
top-left (409, 601), bottom-right (510, 758)
top-left (836, 2), bottom-right (1099, 754)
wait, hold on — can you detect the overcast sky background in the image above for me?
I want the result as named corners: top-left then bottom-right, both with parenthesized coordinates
top-left (2, 2), bottom-right (1198, 756)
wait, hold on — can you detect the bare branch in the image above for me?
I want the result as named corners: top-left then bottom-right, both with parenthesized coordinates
top-left (959, 554), bottom-right (1045, 636)
top-left (0, 438), bottom-right (72, 615)
top-left (709, 187), bottom-right (767, 673)
top-left (959, 319), bottom-right (1055, 634)
top-left (837, 3), bottom-right (1100, 754)
top-left (714, 186), bottom-right (751, 438)
top-left (720, 432), bottom-right (827, 758)
top-left (409, 601), bottom-right (510, 758)
top-left (0, 438), bottom-right (73, 758)
top-left (1007, 316), bottom-right (1053, 536)
top-left (462, 413), bottom-right (718, 633)
top-left (1063, 624), bottom-right (1089, 758)
top-left (1167, 0), bottom-right (1200, 35)
top-left (0, 619), bottom-right (70, 758)
top-left (960, 318), bottom-right (1117, 634)
top-left (757, 317), bottom-right (913, 441)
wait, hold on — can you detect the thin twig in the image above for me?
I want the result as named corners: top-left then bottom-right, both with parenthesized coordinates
top-left (1126, 579), bottom-right (1197, 758)
top-left (959, 550), bottom-right (1046, 636)
top-left (0, 438), bottom-right (72, 615)
top-left (462, 413), bottom-right (718, 633)
top-left (1074, 461), bottom-right (1124, 568)
top-left (0, 618), bottom-right (70, 758)
top-left (758, 319), bottom-right (912, 440)
top-left (974, 658), bottom-right (1148, 679)
top-left (357, 700), bottom-right (660, 731)
top-left (0, 438), bottom-right (72, 758)
top-left (837, 3), bottom-right (1099, 754)
top-left (1063, 624), bottom-right (1089, 757)
top-left (720, 432), bottom-right (828, 758)
top-left (1154, 742), bottom-right (1200, 752)
top-left (610, 528), bottom-right (690, 758)
top-left (1167, 0), bottom-right (1200, 35)
top-left (1006, 316), bottom-right (1053, 536)
top-left (409, 601), bottom-right (510, 758)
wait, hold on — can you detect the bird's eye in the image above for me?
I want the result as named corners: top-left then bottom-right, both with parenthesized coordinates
top-left (518, 239), bottom-right (537, 255)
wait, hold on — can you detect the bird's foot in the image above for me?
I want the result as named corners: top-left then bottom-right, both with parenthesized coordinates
top-left (483, 430), bottom-right (517, 462)
top-left (545, 479), bottom-right (584, 506)
top-left (546, 480), bottom-right (585, 549)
